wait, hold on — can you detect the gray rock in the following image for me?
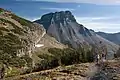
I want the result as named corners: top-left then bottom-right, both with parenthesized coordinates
top-left (34, 11), bottom-right (119, 59)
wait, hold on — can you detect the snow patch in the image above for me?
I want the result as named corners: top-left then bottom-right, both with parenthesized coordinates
top-left (35, 44), bottom-right (44, 48)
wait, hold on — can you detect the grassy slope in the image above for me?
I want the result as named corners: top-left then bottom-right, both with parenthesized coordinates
top-left (0, 10), bottom-right (35, 77)
top-left (0, 9), bottom-right (67, 78)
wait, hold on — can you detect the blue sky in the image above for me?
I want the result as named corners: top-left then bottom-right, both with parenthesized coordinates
top-left (0, 0), bottom-right (120, 33)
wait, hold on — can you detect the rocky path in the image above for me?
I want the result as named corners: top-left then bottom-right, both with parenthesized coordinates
top-left (90, 59), bottom-right (120, 80)
top-left (86, 63), bottom-right (98, 80)
top-left (6, 59), bottom-right (120, 80)
top-left (5, 63), bottom-right (99, 80)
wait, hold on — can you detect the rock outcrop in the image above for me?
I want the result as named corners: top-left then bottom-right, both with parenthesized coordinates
top-left (0, 8), bottom-right (46, 58)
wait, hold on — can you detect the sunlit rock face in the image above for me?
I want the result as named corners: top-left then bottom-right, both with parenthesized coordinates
top-left (35, 11), bottom-right (94, 48)
top-left (35, 11), bottom-right (117, 45)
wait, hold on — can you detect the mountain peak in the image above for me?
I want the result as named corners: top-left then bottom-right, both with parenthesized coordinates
top-left (53, 10), bottom-right (76, 22)
top-left (34, 11), bottom-right (76, 30)
top-left (54, 10), bottom-right (72, 16)
top-left (35, 11), bottom-right (118, 55)
top-left (34, 11), bottom-right (94, 46)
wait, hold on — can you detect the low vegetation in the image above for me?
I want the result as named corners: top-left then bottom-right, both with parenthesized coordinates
top-left (0, 18), bottom-right (33, 77)
top-left (35, 47), bottom-right (94, 71)
top-left (5, 67), bottom-right (20, 77)
top-left (11, 14), bottom-right (32, 26)
top-left (0, 18), bottom-right (25, 35)
top-left (0, 8), bottom-right (3, 13)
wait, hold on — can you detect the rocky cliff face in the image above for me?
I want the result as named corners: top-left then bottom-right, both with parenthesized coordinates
top-left (35, 11), bottom-right (94, 47)
top-left (35, 11), bottom-right (119, 58)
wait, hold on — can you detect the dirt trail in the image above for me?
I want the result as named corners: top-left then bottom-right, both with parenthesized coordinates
top-left (5, 60), bottom-right (120, 80)
top-left (5, 63), bottom-right (101, 80)
top-left (89, 60), bottom-right (115, 80)
top-left (86, 63), bottom-right (98, 80)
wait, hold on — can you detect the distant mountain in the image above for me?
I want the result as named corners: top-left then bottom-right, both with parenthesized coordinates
top-left (96, 32), bottom-right (120, 45)
top-left (34, 11), bottom-right (119, 59)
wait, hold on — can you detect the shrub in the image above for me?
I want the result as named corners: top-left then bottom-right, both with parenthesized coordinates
top-left (11, 14), bottom-right (32, 26)
top-left (37, 47), bottom-right (94, 71)
top-left (9, 57), bottom-right (26, 67)
top-left (0, 9), bottom-right (3, 13)
top-left (0, 27), bottom-right (9, 32)
top-left (61, 48), bottom-right (80, 65)
top-left (48, 47), bottom-right (94, 65)
top-left (38, 54), bottom-right (59, 70)
top-left (21, 55), bottom-right (33, 67)
top-left (5, 67), bottom-right (20, 77)
top-left (0, 18), bottom-right (25, 35)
